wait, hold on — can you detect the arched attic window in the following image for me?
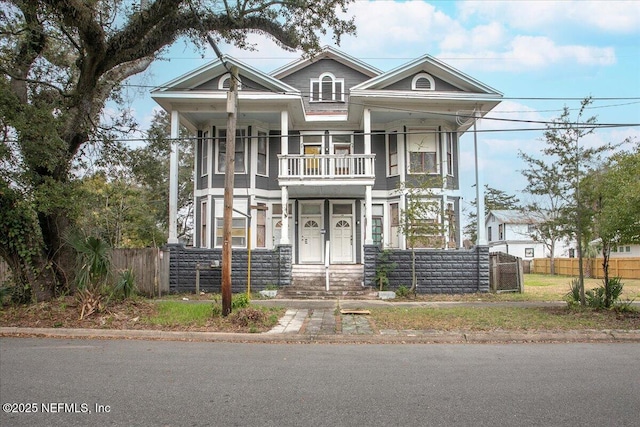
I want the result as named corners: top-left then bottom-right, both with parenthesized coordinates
top-left (412, 73), bottom-right (435, 91)
top-left (310, 72), bottom-right (344, 102)
top-left (218, 73), bottom-right (242, 90)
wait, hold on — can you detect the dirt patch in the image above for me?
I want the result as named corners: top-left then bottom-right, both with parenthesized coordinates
top-left (0, 297), bottom-right (281, 333)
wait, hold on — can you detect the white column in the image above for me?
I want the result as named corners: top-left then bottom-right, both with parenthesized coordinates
top-left (279, 109), bottom-right (290, 245)
top-left (280, 110), bottom-right (289, 156)
top-left (365, 185), bottom-right (373, 245)
top-left (442, 195), bottom-right (448, 250)
top-left (280, 186), bottom-right (290, 245)
top-left (363, 108), bottom-right (371, 175)
top-left (441, 129), bottom-right (448, 178)
top-left (168, 110), bottom-right (180, 244)
top-left (474, 113), bottom-right (487, 245)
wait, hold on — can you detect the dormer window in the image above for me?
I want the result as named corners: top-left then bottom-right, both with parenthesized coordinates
top-left (412, 73), bottom-right (435, 91)
top-left (310, 72), bottom-right (344, 102)
top-left (218, 74), bottom-right (242, 90)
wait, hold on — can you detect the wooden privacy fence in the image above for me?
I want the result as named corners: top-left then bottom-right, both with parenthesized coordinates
top-left (111, 248), bottom-right (169, 297)
top-left (0, 248), bottom-right (169, 297)
top-left (532, 257), bottom-right (640, 279)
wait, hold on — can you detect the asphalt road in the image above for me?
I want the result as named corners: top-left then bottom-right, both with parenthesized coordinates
top-left (1, 338), bottom-right (639, 426)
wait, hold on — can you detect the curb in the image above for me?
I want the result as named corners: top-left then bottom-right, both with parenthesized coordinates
top-left (2, 327), bottom-right (639, 344)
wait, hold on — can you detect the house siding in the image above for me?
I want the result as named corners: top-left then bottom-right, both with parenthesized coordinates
top-left (279, 59), bottom-right (371, 113)
top-left (193, 75), bottom-right (271, 92)
top-left (385, 74), bottom-right (462, 92)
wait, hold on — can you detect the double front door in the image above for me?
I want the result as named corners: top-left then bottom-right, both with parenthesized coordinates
top-left (299, 202), bottom-right (354, 264)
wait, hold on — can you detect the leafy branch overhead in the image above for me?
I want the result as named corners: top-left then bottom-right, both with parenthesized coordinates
top-left (0, 0), bottom-right (357, 301)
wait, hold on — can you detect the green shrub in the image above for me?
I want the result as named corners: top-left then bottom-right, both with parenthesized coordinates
top-left (113, 269), bottom-right (137, 300)
top-left (568, 277), bottom-right (625, 309)
top-left (395, 285), bottom-right (411, 298)
top-left (211, 303), bottom-right (222, 317)
top-left (374, 250), bottom-right (396, 291)
top-left (565, 278), bottom-right (582, 306)
top-left (586, 277), bottom-right (624, 309)
top-left (232, 293), bottom-right (250, 310)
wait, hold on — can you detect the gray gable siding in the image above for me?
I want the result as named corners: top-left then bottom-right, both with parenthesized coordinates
top-left (193, 75), bottom-right (271, 92)
top-left (385, 73), bottom-right (462, 92)
top-left (279, 59), bottom-right (371, 113)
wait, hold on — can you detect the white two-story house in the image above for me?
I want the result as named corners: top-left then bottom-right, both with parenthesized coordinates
top-left (486, 210), bottom-right (574, 260)
top-left (153, 47), bottom-right (502, 293)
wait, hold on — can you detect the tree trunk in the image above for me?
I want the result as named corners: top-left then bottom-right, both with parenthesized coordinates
top-left (602, 242), bottom-right (611, 308)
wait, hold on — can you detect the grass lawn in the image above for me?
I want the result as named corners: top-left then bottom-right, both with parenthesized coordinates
top-left (401, 274), bottom-right (640, 302)
top-left (366, 274), bottom-right (640, 331)
top-left (369, 306), bottom-right (640, 332)
top-left (523, 274), bottom-right (640, 301)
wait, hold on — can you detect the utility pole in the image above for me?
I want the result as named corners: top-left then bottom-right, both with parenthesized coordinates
top-left (222, 66), bottom-right (238, 316)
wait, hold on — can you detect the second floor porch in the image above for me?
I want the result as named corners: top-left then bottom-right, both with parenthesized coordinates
top-left (278, 153), bottom-right (376, 191)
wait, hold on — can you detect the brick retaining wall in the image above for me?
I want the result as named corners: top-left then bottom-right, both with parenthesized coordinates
top-left (167, 244), bottom-right (292, 294)
top-left (364, 245), bottom-right (489, 293)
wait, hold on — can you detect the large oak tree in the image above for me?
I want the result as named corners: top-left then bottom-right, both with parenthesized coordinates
top-left (0, 0), bottom-right (356, 300)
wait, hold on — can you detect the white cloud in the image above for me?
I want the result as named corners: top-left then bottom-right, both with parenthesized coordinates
top-left (440, 35), bottom-right (616, 72)
top-left (459, 0), bottom-right (640, 34)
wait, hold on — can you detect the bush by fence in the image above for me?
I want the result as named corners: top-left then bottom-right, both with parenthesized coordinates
top-left (532, 257), bottom-right (640, 279)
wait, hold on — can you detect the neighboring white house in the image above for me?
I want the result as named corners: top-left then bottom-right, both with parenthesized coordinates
top-left (610, 245), bottom-right (640, 257)
top-left (485, 210), bottom-right (574, 260)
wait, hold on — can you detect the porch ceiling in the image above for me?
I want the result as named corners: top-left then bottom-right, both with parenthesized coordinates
top-left (285, 183), bottom-right (368, 198)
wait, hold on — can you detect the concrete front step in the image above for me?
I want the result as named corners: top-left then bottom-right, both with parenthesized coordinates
top-left (291, 265), bottom-right (364, 288)
top-left (278, 284), bottom-right (378, 300)
top-left (277, 290), bottom-right (378, 300)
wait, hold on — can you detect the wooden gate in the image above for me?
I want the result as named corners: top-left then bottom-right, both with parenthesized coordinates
top-left (489, 252), bottom-right (524, 293)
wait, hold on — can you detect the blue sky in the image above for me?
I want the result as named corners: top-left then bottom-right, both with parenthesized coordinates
top-left (121, 0), bottom-right (640, 217)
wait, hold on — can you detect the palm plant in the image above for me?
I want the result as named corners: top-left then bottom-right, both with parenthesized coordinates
top-left (66, 233), bottom-right (111, 319)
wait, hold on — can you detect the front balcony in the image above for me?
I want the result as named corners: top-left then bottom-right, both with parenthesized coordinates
top-left (278, 154), bottom-right (376, 191)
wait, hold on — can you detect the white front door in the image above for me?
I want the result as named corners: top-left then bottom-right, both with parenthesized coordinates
top-left (331, 216), bottom-right (353, 263)
top-left (300, 216), bottom-right (322, 263)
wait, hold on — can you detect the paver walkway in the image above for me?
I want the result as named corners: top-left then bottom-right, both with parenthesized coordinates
top-left (265, 309), bottom-right (308, 334)
top-left (341, 314), bottom-right (374, 335)
top-left (305, 309), bottom-right (337, 335)
top-left (266, 309), bottom-right (373, 335)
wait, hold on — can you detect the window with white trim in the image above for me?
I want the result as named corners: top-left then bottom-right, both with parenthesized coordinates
top-left (257, 131), bottom-right (268, 176)
top-left (390, 202), bottom-right (400, 248)
top-left (200, 131), bottom-right (209, 177)
top-left (310, 72), bottom-right (344, 102)
top-left (405, 196), bottom-right (443, 249)
top-left (388, 132), bottom-right (398, 176)
top-left (447, 202), bottom-right (456, 248)
top-left (216, 128), bottom-right (247, 173)
top-left (200, 201), bottom-right (208, 248)
top-left (256, 203), bottom-right (266, 248)
top-left (218, 74), bottom-right (242, 90)
top-left (446, 133), bottom-right (454, 176)
top-left (412, 73), bottom-right (435, 91)
top-left (408, 130), bottom-right (438, 174)
top-left (215, 217), bottom-right (247, 247)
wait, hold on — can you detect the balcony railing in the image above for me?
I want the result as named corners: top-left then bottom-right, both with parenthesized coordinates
top-left (278, 154), bottom-right (375, 181)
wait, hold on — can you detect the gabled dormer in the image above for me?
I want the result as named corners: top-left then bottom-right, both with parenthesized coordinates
top-left (271, 46), bottom-right (381, 116)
